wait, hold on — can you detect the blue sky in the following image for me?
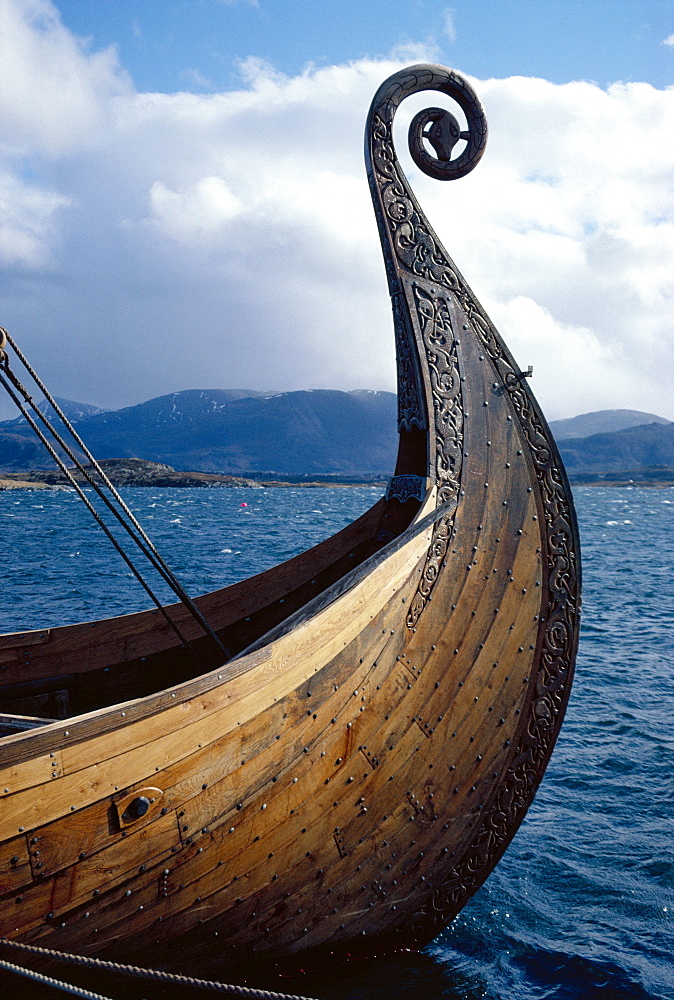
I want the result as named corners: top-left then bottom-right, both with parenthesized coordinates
top-left (1, 0), bottom-right (673, 421)
top-left (54, 0), bottom-right (674, 92)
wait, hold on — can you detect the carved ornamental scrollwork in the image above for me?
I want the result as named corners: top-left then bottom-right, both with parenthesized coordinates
top-left (392, 291), bottom-right (426, 432)
top-left (386, 474), bottom-right (427, 504)
top-left (365, 65), bottom-right (581, 943)
top-left (365, 66), bottom-right (486, 623)
top-left (405, 285), bottom-right (463, 627)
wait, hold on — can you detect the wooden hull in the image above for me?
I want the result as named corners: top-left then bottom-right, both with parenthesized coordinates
top-left (0, 65), bottom-right (580, 973)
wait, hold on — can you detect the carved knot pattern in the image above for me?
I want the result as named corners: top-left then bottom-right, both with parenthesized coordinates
top-left (392, 292), bottom-right (426, 431)
top-left (371, 113), bottom-right (463, 296)
top-left (406, 286), bottom-right (463, 628)
top-left (386, 474), bottom-right (427, 504)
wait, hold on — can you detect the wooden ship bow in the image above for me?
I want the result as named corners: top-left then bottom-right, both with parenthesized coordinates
top-left (362, 64), bottom-right (582, 944)
top-left (0, 65), bottom-right (580, 974)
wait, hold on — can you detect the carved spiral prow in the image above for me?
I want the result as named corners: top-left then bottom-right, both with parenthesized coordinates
top-left (366, 64), bottom-right (487, 185)
top-left (365, 65), bottom-right (487, 454)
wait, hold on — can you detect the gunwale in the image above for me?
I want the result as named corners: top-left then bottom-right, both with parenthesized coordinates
top-left (0, 510), bottom-right (435, 838)
top-left (0, 493), bottom-right (443, 769)
top-left (0, 495), bottom-right (392, 680)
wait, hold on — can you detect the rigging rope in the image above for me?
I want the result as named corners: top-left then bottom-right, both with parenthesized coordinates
top-left (0, 956), bottom-right (115, 1000)
top-left (0, 364), bottom-right (197, 655)
top-left (0, 328), bottom-right (229, 660)
top-left (0, 939), bottom-right (320, 1000)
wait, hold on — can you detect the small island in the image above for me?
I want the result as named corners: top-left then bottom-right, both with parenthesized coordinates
top-left (0, 458), bottom-right (262, 490)
top-left (0, 458), bottom-right (385, 490)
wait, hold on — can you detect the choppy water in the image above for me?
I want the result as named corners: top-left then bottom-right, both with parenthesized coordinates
top-left (2, 486), bottom-right (673, 1000)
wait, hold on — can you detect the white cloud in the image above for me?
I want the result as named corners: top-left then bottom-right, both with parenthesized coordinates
top-left (0, 171), bottom-right (69, 268)
top-left (488, 296), bottom-right (652, 415)
top-left (443, 8), bottom-right (457, 43)
top-left (0, 0), bottom-right (672, 425)
top-left (663, 33), bottom-right (674, 46)
top-left (149, 177), bottom-right (244, 241)
top-left (0, 0), bottom-right (131, 157)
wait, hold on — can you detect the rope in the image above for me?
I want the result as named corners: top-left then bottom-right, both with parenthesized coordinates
top-left (0, 956), bottom-right (114, 1000)
top-left (0, 364), bottom-right (196, 656)
top-left (0, 327), bottom-right (229, 660)
top-left (1, 329), bottom-right (228, 657)
top-left (0, 939), bottom-right (320, 1000)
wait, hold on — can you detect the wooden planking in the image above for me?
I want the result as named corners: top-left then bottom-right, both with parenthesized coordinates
top-left (0, 809), bottom-right (181, 937)
top-left (2, 572), bottom-right (540, 968)
top-left (4, 511), bottom-right (546, 959)
top-left (0, 528), bottom-right (430, 841)
top-left (159, 548), bottom-right (532, 960)
top-left (0, 540), bottom-right (426, 928)
top-left (0, 834), bottom-right (32, 897)
top-left (48, 736), bottom-right (416, 961)
top-left (175, 632), bottom-right (532, 952)
top-left (0, 497), bottom-right (433, 771)
top-left (0, 750), bottom-right (63, 798)
top-left (171, 691), bottom-right (423, 899)
top-left (161, 605), bottom-right (419, 866)
top-left (0, 514), bottom-right (430, 775)
top-left (182, 742), bottom-right (448, 961)
top-left (106, 569), bottom-right (420, 876)
top-left (26, 792), bottom-right (167, 880)
top-left (0, 559), bottom-right (423, 949)
top-left (2, 566), bottom-right (419, 908)
top-left (0, 631), bottom-right (51, 652)
top-left (68, 598), bottom-right (523, 965)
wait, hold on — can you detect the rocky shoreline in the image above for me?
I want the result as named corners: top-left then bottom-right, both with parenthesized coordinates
top-left (0, 458), bottom-right (384, 490)
top-left (0, 458), bottom-right (262, 490)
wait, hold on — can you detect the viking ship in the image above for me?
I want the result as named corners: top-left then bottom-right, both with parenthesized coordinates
top-left (0, 65), bottom-right (581, 975)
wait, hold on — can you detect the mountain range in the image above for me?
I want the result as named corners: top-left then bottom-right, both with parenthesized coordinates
top-left (0, 390), bottom-right (398, 476)
top-left (0, 391), bottom-right (671, 479)
top-left (548, 409), bottom-right (670, 440)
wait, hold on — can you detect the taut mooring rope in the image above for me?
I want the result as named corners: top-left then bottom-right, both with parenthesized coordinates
top-left (0, 939), bottom-right (320, 1000)
top-left (0, 956), bottom-right (114, 1000)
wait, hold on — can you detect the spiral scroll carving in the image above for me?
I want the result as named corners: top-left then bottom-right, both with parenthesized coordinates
top-left (366, 65), bottom-right (487, 299)
top-left (405, 286), bottom-right (462, 628)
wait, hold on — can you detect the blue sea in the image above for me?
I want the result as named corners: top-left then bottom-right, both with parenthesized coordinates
top-left (2, 485), bottom-right (673, 1000)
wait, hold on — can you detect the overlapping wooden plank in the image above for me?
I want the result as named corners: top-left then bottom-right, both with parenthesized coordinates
top-left (0, 834), bottom-right (32, 897)
top-left (0, 809), bottom-right (181, 936)
top-left (0, 530), bottom-right (430, 841)
top-left (0, 750), bottom-right (62, 799)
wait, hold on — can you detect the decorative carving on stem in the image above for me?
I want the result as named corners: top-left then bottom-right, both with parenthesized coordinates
top-left (366, 64), bottom-right (581, 942)
top-left (386, 475), bottom-right (428, 504)
top-left (405, 285), bottom-right (463, 627)
top-left (366, 65), bottom-right (486, 622)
